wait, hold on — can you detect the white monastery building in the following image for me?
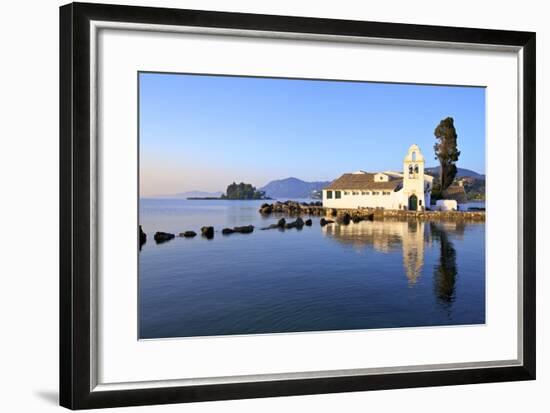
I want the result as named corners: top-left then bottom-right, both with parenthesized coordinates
top-left (322, 144), bottom-right (433, 211)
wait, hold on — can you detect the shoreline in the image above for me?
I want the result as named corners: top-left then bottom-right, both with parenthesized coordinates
top-left (335, 208), bottom-right (485, 222)
top-left (260, 201), bottom-right (485, 222)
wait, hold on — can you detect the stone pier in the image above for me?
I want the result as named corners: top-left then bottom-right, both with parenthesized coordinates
top-left (335, 208), bottom-right (485, 222)
top-left (259, 201), bottom-right (485, 222)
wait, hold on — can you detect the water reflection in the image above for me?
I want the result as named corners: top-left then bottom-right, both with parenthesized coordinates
top-left (322, 220), bottom-right (426, 284)
top-left (429, 223), bottom-right (457, 308)
top-left (323, 220), bottom-right (460, 295)
top-left (139, 199), bottom-right (485, 337)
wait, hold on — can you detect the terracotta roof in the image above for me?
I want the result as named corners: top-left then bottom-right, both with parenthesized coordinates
top-left (324, 173), bottom-right (403, 191)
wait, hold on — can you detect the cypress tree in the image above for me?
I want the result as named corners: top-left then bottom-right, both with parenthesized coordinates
top-left (434, 117), bottom-right (461, 191)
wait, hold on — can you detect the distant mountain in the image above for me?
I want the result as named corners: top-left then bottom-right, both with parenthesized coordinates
top-left (259, 177), bottom-right (330, 199)
top-left (167, 190), bottom-right (223, 199)
top-left (425, 166), bottom-right (485, 180)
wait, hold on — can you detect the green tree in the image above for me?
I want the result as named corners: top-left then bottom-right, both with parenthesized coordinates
top-left (222, 182), bottom-right (265, 199)
top-left (434, 117), bottom-right (461, 192)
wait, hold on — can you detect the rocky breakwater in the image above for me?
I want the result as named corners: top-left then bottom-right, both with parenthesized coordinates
top-left (261, 217), bottom-right (313, 230)
top-left (335, 208), bottom-right (485, 222)
top-left (259, 201), bottom-right (326, 216)
top-left (334, 212), bottom-right (374, 225)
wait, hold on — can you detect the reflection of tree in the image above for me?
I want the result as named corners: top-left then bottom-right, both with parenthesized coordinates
top-left (438, 221), bottom-right (465, 240)
top-left (430, 223), bottom-right (458, 307)
top-left (324, 220), bottom-right (465, 311)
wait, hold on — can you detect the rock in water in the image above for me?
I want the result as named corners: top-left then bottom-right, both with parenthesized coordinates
top-left (285, 218), bottom-right (304, 229)
top-left (222, 228), bottom-right (235, 234)
top-left (305, 219), bottom-right (312, 226)
top-left (338, 213), bottom-right (351, 225)
top-left (201, 226), bottom-right (214, 239)
top-left (259, 205), bottom-right (272, 214)
top-left (179, 231), bottom-right (197, 238)
top-left (351, 214), bottom-right (363, 223)
top-left (233, 225), bottom-right (254, 234)
top-left (139, 225), bottom-right (147, 248)
top-left (320, 218), bottom-right (335, 226)
top-left (154, 231), bottom-right (175, 243)
top-left (261, 220), bottom-right (286, 230)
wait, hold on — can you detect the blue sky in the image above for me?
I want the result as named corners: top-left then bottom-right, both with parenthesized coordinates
top-left (139, 72), bottom-right (485, 196)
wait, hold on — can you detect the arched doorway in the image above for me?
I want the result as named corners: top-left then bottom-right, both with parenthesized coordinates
top-left (408, 194), bottom-right (418, 211)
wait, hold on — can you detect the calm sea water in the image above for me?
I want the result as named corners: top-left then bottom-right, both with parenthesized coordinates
top-left (139, 198), bottom-right (485, 339)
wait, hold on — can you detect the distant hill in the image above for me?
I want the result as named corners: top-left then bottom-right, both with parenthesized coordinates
top-left (162, 167), bottom-right (483, 200)
top-left (260, 177), bottom-right (330, 199)
top-left (425, 166), bottom-right (485, 201)
top-left (425, 166), bottom-right (485, 180)
top-left (167, 190), bottom-right (223, 199)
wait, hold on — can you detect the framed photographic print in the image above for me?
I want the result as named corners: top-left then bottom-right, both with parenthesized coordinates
top-left (60, 2), bottom-right (536, 409)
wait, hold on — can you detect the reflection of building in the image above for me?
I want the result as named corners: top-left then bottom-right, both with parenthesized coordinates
top-left (323, 220), bottom-right (425, 284)
top-left (322, 144), bottom-right (433, 211)
top-left (402, 222), bottom-right (425, 284)
top-left (324, 220), bottom-right (463, 306)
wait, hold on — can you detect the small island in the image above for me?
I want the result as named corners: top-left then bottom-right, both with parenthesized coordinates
top-left (188, 182), bottom-right (271, 200)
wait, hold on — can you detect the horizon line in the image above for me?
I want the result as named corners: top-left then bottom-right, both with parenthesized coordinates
top-left (141, 165), bottom-right (484, 198)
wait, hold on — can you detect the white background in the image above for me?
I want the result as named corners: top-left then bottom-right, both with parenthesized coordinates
top-left (0, 0), bottom-right (546, 412)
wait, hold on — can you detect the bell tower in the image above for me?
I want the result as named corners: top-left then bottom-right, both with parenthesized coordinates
top-left (403, 144), bottom-right (425, 211)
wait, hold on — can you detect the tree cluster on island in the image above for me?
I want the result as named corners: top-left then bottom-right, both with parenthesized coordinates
top-left (221, 182), bottom-right (267, 200)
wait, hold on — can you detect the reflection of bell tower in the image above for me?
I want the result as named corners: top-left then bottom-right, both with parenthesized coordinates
top-left (403, 144), bottom-right (425, 211)
top-left (402, 221), bottom-right (425, 284)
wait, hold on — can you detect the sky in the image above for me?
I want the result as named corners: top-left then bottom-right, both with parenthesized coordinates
top-left (139, 72), bottom-right (485, 197)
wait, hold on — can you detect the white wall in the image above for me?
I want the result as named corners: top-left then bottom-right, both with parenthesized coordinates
top-left (0, 1), bottom-right (546, 412)
top-left (435, 200), bottom-right (458, 211)
top-left (323, 190), bottom-right (403, 209)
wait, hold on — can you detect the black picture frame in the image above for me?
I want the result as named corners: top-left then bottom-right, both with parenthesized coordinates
top-left (60, 2), bottom-right (536, 410)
